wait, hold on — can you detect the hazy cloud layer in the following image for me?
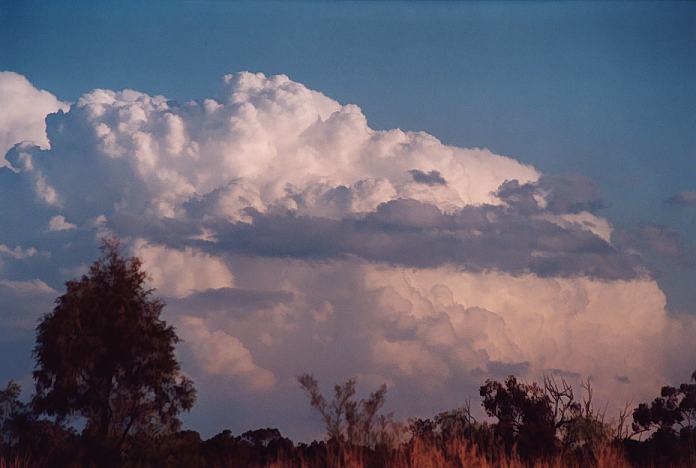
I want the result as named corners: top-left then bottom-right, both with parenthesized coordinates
top-left (666, 191), bottom-right (696, 207)
top-left (1, 72), bottom-right (695, 439)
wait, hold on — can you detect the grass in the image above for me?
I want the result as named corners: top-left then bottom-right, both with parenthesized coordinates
top-left (265, 437), bottom-right (635, 468)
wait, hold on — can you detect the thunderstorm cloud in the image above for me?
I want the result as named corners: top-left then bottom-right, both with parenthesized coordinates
top-left (1, 71), bottom-right (694, 438)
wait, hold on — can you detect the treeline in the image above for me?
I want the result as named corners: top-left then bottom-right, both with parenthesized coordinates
top-left (0, 240), bottom-right (694, 467)
top-left (2, 370), bottom-right (696, 467)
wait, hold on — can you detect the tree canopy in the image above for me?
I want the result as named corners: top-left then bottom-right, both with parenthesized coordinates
top-left (31, 238), bottom-right (195, 454)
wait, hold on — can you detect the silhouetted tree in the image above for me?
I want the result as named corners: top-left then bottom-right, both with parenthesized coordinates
top-left (298, 374), bottom-right (396, 467)
top-left (0, 380), bottom-right (78, 466)
top-left (0, 380), bottom-right (23, 445)
top-left (630, 370), bottom-right (696, 465)
top-left (480, 375), bottom-right (557, 458)
top-left (298, 374), bottom-right (389, 447)
top-left (547, 377), bottom-right (611, 462)
top-left (480, 375), bottom-right (612, 461)
top-left (31, 238), bottom-right (196, 462)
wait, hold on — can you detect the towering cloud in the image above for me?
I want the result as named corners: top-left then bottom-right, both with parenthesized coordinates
top-left (0, 72), bottom-right (68, 167)
top-left (1, 72), bottom-right (694, 438)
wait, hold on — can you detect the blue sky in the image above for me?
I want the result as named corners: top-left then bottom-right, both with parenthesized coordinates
top-left (1, 0), bottom-right (695, 439)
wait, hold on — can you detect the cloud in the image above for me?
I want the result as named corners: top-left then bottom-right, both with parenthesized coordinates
top-left (409, 169), bottom-right (447, 186)
top-left (189, 198), bottom-right (640, 279)
top-left (666, 191), bottom-right (696, 207)
top-left (173, 286), bottom-right (293, 314)
top-left (4, 71), bottom-right (537, 227)
top-left (178, 315), bottom-right (276, 391)
top-left (0, 279), bottom-right (57, 340)
top-left (536, 174), bottom-right (605, 214)
top-left (0, 71), bottom-right (694, 439)
top-left (496, 174), bottom-right (606, 214)
top-left (48, 215), bottom-right (76, 231)
top-left (161, 257), bottom-right (696, 437)
top-left (0, 244), bottom-right (39, 260)
top-left (2, 71), bottom-right (630, 280)
top-left (133, 240), bottom-right (234, 298)
top-left (616, 223), bottom-right (696, 267)
top-left (0, 72), bottom-right (68, 167)
top-left (0, 278), bottom-right (56, 295)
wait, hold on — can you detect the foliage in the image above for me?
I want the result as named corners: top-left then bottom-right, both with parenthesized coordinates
top-left (0, 382), bottom-right (23, 446)
top-left (479, 375), bottom-right (613, 461)
top-left (0, 381), bottom-right (78, 467)
top-left (632, 370), bottom-right (696, 436)
top-left (297, 374), bottom-right (392, 448)
top-left (31, 238), bottom-right (196, 460)
top-left (480, 375), bottom-right (557, 457)
top-left (628, 370), bottom-right (696, 465)
top-left (298, 374), bottom-right (402, 467)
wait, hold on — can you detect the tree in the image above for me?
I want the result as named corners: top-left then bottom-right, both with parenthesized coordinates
top-left (633, 370), bottom-right (696, 437)
top-left (297, 374), bottom-right (388, 448)
top-left (480, 375), bottom-right (611, 460)
top-left (298, 374), bottom-right (399, 467)
top-left (630, 369), bottom-right (696, 464)
top-left (480, 375), bottom-right (557, 457)
top-left (31, 238), bottom-right (196, 457)
top-left (0, 380), bottom-right (79, 465)
top-left (0, 380), bottom-right (24, 448)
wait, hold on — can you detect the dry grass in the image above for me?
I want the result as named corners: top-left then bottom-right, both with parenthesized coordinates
top-left (267, 437), bottom-right (634, 468)
top-left (0, 458), bottom-right (29, 468)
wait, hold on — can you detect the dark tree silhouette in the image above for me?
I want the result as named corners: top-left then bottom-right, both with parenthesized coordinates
top-left (633, 370), bottom-right (696, 437)
top-left (480, 376), bottom-right (557, 457)
top-left (297, 374), bottom-right (389, 447)
top-left (630, 370), bottom-right (696, 464)
top-left (480, 375), bottom-right (612, 461)
top-left (31, 238), bottom-right (196, 458)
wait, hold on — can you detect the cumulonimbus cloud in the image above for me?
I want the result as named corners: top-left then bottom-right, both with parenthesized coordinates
top-left (1, 72), bottom-right (694, 439)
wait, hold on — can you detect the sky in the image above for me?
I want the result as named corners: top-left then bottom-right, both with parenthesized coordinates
top-left (0, 0), bottom-right (695, 441)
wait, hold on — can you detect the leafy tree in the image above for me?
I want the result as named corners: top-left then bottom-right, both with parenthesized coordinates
top-left (630, 370), bottom-right (696, 464)
top-left (31, 238), bottom-right (196, 458)
top-left (480, 375), bottom-right (557, 457)
top-left (480, 375), bottom-right (611, 460)
top-left (0, 380), bottom-right (24, 447)
top-left (633, 370), bottom-right (696, 437)
top-left (0, 380), bottom-right (78, 466)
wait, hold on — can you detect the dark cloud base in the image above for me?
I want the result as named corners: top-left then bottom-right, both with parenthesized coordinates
top-left (115, 192), bottom-right (645, 280)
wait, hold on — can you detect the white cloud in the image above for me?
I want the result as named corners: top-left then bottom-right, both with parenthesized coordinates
top-left (539, 211), bottom-right (613, 243)
top-left (0, 278), bottom-right (57, 295)
top-left (178, 315), bottom-right (276, 391)
top-left (0, 244), bottom-right (39, 259)
top-left (0, 72), bottom-right (68, 167)
top-left (48, 215), bottom-right (76, 231)
top-left (133, 239), bottom-right (234, 298)
top-left (6, 72), bottom-right (537, 224)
